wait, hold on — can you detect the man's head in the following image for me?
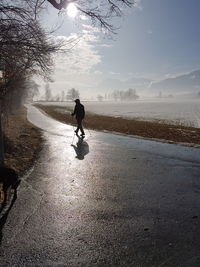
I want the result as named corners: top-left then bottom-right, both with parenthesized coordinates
top-left (74, 99), bottom-right (80, 104)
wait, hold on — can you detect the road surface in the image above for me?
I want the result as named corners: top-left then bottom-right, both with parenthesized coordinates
top-left (1, 105), bottom-right (200, 266)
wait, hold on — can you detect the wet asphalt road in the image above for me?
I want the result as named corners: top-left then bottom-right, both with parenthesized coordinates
top-left (1, 105), bottom-right (200, 266)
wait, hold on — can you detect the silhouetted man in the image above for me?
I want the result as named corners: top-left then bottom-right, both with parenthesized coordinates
top-left (71, 99), bottom-right (85, 136)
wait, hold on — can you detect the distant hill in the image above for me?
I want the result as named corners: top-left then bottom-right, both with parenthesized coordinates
top-left (148, 70), bottom-right (200, 96)
top-left (98, 77), bottom-right (152, 92)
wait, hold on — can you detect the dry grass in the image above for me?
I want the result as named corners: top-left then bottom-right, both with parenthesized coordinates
top-left (35, 104), bottom-right (200, 146)
top-left (4, 106), bottom-right (43, 176)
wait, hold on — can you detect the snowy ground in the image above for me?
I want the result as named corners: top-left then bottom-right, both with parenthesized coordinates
top-left (37, 98), bottom-right (200, 128)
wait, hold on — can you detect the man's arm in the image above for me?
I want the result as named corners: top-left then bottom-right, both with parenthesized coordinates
top-left (71, 105), bottom-right (77, 116)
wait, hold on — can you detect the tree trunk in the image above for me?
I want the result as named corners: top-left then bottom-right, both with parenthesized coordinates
top-left (0, 100), bottom-right (4, 167)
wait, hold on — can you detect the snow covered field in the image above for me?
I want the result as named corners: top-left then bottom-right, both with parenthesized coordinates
top-left (38, 98), bottom-right (200, 128)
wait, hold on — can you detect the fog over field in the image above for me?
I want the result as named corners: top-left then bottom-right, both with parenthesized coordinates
top-left (35, 1), bottom-right (200, 129)
top-left (39, 98), bottom-right (200, 128)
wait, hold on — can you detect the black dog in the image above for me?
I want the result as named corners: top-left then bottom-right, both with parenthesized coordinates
top-left (0, 167), bottom-right (19, 190)
top-left (0, 167), bottom-right (20, 210)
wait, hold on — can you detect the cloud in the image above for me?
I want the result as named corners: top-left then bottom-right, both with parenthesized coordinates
top-left (82, 24), bottom-right (100, 33)
top-left (53, 25), bottom-right (101, 75)
top-left (80, 15), bottom-right (88, 21)
top-left (164, 71), bottom-right (190, 79)
top-left (110, 71), bottom-right (120, 75)
top-left (44, 25), bottom-right (105, 97)
top-left (147, 81), bottom-right (153, 89)
top-left (134, 0), bottom-right (143, 10)
top-left (99, 44), bottom-right (113, 48)
top-left (94, 70), bottom-right (103, 75)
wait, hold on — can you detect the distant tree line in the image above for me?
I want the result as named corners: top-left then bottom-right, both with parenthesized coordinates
top-left (43, 85), bottom-right (80, 102)
top-left (97, 88), bottom-right (139, 102)
top-left (157, 91), bottom-right (173, 99)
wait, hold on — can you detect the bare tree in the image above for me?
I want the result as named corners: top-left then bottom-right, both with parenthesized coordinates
top-left (158, 91), bottom-right (162, 98)
top-left (61, 90), bottom-right (65, 102)
top-left (45, 83), bottom-right (52, 101)
top-left (125, 88), bottom-right (139, 101)
top-left (111, 88), bottom-right (139, 101)
top-left (97, 95), bottom-right (104, 102)
top-left (55, 94), bottom-right (60, 101)
top-left (47, 0), bottom-right (134, 33)
top-left (0, 1), bottom-right (64, 165)
top-left (66, 88), bottom-right (80, 101)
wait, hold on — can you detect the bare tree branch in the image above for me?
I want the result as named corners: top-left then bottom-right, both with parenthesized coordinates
top-left (47, 0), bottom-right (134, 32)
top-left (47, 0), bottom-right (68, 10)
top-left (0, 1), bottom-right (65, 102)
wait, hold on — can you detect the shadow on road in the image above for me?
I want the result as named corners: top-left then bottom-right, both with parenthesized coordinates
top-left (71, 135), bottom-right (89, 160)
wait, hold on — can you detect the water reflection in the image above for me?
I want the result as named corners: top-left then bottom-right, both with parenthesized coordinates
top-left (71, 135), bottom-right (89, 160)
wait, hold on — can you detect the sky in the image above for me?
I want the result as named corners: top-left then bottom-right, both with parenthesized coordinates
top-left (38, 0), bottom-right (200, 99)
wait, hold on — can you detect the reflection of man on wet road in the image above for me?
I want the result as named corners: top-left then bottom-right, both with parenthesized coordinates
top-left (71, 99), bottom-right (85, 136)
top-left (71, 136), bottom-right (89, 160)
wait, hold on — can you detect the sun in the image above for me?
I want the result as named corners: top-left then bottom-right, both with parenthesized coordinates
top-left (67, 3), bottom-right (78, 18)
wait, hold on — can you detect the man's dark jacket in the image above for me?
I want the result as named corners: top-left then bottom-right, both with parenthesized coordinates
top-left (72, 103), bottom-right (85, 119)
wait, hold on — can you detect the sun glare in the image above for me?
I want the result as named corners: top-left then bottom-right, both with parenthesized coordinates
top-left (67, 3), bottom-right (78, 18)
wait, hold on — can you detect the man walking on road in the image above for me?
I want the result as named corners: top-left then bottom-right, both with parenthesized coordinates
top-left (71, 99), bottom-right (85, 136)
